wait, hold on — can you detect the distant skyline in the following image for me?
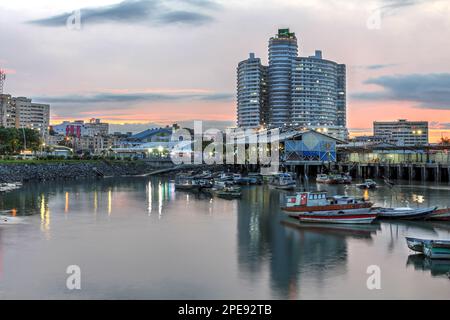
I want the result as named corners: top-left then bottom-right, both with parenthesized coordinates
top-left (1, 0), bottom-right (450, 141)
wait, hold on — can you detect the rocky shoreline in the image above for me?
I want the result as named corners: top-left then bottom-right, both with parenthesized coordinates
top-left (0, 161), bottom-right (167, 183)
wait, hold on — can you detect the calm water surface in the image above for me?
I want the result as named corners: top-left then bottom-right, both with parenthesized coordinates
top-left (1, 177), bottom-right (450, 299)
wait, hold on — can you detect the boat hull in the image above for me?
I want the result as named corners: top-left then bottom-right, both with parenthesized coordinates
top-left (406, 237), bottom-right (428, 253)
top-left (427, 208), bottom-right (450, 221)
top-left (378, 207), bottom-right (437, 220)
top-left (424, 241), bottom-right (450, 260)
top-left (292, 213), bottom-right (377, 224)
top-left (282, 203), bottom-right (372, 214)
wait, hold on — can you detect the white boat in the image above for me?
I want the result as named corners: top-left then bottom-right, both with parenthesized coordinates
top-left (269, 173), bottom-right (296, 190)
top-left (356, 179), bottom-right (377, 189)
top-left (377, 207), bottom-right (437, 220)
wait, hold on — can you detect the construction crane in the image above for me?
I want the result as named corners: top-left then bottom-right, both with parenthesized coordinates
top-left (0, 69), bottom-right (6, 94)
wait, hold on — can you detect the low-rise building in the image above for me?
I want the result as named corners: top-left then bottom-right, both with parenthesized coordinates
top-left (374, 119), bottom-right (428, 146)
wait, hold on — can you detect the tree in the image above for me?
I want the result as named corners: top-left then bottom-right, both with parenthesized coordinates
top-left (0, 127), bottom-right (42, 154)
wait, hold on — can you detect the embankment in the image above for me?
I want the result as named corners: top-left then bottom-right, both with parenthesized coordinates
top-left (0, 160), bottom-right (171, 183)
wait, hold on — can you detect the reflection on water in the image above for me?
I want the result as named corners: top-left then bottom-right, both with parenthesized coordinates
top-left (0, 177), bottom-right (450, 299)
top-left (407, 254), bottom-right (450, 278)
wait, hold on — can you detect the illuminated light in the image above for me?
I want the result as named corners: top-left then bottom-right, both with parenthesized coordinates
top-left (11, 208), bottom-right (17, 217)
top-left (158, 146), bottom-right (164, 152)
top-left (147, 148), bottom-right (153, 153)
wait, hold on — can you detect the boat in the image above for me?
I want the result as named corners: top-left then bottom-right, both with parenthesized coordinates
top-left (282, 191), bottom-right (376, 224)
top-left (316, 173), bottom-right (351, 185)
top-left (356, 179), bottom-right (377, 189)
top-left (214, 184), bottom-right (242, 199)
top-left (174, 176), bottom-right (202, 192)
top-left (269, 173), bottom-right (296, 190)
top-left (316, 174), bottom-right (338, 184)
top-left (423, 240), bottom-right (450, 260)
top-left (427, 207), bottom-right (450, 221)
top-left (377, 207), bottom-right (437, 220)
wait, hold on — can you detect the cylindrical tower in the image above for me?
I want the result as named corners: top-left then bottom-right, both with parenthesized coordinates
top-left (268, 29), bottom-right (298, 129)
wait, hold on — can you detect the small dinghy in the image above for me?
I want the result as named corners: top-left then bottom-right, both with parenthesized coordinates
top-left (377, 207), bottom-right (437, 220)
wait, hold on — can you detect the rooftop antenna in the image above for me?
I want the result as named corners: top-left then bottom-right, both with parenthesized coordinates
top-left (0, 69), bottom-right (6, 94)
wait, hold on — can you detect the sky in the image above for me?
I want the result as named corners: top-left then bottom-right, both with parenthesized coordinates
top-left (0, 0), bottom-right (450, 141)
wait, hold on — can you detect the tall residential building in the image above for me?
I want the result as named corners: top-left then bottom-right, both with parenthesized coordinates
top-left (237, 53), bottom-right (268, 129)
top-left (291, 50), bottom-right (338, 127)
top-left (268, 28), bottom-right (298, 128)
top-left (374, 119), bottom-right (429, 146)
top-left (336, 64), bottom-right (346, 127)
top-left (0, 94), bottom-right (50, 136)
top-left (237, 28), bottom-right (347, 137)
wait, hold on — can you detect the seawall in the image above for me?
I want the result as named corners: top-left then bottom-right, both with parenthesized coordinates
top-left (0, 161), bottom-right (172, 183)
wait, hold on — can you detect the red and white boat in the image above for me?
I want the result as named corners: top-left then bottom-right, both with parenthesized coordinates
top-left (281, 191), bottom-right (377, 224)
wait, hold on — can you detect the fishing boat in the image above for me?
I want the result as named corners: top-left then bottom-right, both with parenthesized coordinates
top-left (356, 179), bottom-right (377, 189)
top-left (423, 240), bottom-right (450, 260)
top-left (316, 174), bottom-right (338, 184)
top-left (427, 207), bottom-right (450, 221)
top-left (174, 176), bottom-right (202, 192)
top-left (282, 191), bottom-right (376, 224)
top-left (213, 183), bottom-right (242, 199)
top-left (316, 173), bottom-right (351, 184)
top-left (377, 206), bottom-right (437, 220)
top-left (269, 173), bottom-right (296, 190)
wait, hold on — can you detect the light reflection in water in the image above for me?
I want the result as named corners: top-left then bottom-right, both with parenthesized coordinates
top-left (158, 181), bottom-right (163, 218)
top-left (40, 194), bottom-right (50, 235)
top-left (108, 189), bottom-right (112, 216)
top-left (65, 192), bottom-right (69, 213)
top-left (147, 181), bottom-right (152, 215)
top-left (94, 191), bottom-right (98, 214)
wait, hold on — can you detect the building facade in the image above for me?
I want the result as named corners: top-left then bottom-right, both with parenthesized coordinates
top-left (52, 118), bottom-right (109, 138)
top-left (237, 28), bottom-right (347, 138)
top-left (373, 119), bottom-right (429, 146)
top-left (237, 53), bottom-right (268, 129)
top-left (268, 28), bottom-right (298, 129)
top-left (291, 50), bottom-right (338, 127)
top-left (0, 94), bottom-right (50, 137)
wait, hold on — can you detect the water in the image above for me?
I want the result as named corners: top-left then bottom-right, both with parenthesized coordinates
top-left (1, 177), bottom-right (450, 299)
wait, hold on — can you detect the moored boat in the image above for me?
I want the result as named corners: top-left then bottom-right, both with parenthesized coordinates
top-left (423, 240), bottom-right (450, 260)
top-left (356, 179), bottom-right (377, 189)
top-left (426, 207), bottom-right (450, 221)
top-left (269, 173), bottom-right (296, 190)
top-left (377, 206), bottom-right (437, 220)
top-left (174, 176), bottom-right (202, 192)
top-left (316, 173), bottom-right (351, 184)
top-left (282, 191), bottom-right (376, 224)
